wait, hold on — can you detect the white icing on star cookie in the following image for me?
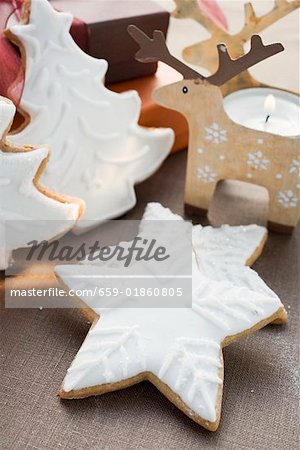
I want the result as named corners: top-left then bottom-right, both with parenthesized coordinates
top-left (145, 203), bottom-right (281, 304)
top-left (7, 0), bottom-right (174, 233)
top-left (0, 97), bottom-right (82, 270)
top-left (55, 203), bottom-right (286, 430)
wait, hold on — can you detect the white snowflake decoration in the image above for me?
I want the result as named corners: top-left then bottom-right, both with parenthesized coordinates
top-left (278, 190), bottom-right (298, 208)
top-left (197, 165), bottom-right (218, 183)
top-left (64, 325), bottom-right (146, 389)
top-left (205, 123), bottom-right (227, 144)
top-left (247, 151), bottom-right (270, 171)
top-left (289, 159), bottom-right (300, 177)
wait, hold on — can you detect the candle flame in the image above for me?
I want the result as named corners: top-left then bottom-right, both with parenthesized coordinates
top-left (264, 94), bottom-right (276, 114)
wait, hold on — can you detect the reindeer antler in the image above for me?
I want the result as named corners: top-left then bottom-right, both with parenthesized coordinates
top-left (239, 0), bottom-right (300, 41)
top-left (207, 35), bottom-right (284, 85)
top-left (128, 25), bottom-right (203, 80)
top-left (172, 0), bottom-right (224, 34)
top-left (128, 25), bottom-right (284, 86)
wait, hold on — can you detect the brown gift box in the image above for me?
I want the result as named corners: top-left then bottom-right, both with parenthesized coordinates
top-left (12, 1), bottom-right (187, 152)
top-left (51, 0), bottom-right (170, 84)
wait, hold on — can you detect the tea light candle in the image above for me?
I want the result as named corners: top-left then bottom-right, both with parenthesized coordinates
top-left (223, 88), bottom-right (300, 137)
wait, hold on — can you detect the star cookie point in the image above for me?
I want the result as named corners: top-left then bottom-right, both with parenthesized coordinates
top-left (55, 203), bottom-right (286, 430)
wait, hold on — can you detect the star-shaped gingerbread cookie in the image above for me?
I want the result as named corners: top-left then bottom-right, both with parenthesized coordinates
top-left (55, 203), bottom-right (286, 431)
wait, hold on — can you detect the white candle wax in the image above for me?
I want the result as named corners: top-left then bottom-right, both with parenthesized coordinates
top-left (223, 88), bottom-right (300, 137)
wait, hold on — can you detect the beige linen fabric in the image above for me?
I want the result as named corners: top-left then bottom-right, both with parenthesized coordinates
top-left (1, 1), bottom-right (299, 449)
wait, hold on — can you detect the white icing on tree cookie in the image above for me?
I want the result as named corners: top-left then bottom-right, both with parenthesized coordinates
top-left (8, 0), bottom-right (174, 233)
top-left (55, 203), bottom-right (286, 430)
top-left (0, 97), bottom-right (81, 270)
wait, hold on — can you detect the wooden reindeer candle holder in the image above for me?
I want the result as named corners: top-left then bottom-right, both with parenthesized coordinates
top-left (128, 25), bottom-right (300, 233)
top-left (172, 0), bottom-right (300, 95)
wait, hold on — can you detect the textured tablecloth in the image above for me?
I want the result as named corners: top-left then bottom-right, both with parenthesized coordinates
top-left (1, 150), bottom-right (299, 450)
top-left (1, 1), bottom-right (299, 449)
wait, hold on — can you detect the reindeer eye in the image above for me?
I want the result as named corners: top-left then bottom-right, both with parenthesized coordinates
top-left (182, 86), bottom-right (188, 94)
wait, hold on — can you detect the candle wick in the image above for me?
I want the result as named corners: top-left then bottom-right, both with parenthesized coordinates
top-left (265, 114), bottom-right (270, 124)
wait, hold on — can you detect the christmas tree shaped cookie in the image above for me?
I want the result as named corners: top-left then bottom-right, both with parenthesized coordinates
top-left (55, 203), bottom-right (286, 431)
top-left (0, 97), bottom-right (83, 269)
top-left (7, 0), bottom-right (174, 233)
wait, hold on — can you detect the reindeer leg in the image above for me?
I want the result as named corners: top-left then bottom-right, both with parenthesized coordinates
top-left (184, 203), bottom-right (208, 218)
top-left (184, 179), bottom-right (218, 219)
